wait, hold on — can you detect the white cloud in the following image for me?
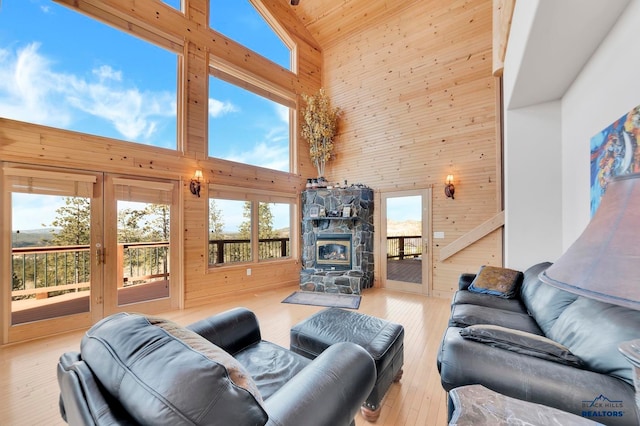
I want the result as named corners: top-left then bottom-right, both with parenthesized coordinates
top-left (275, 103), bottom-right (289, 123)
top-left (209, 98), bottom-right (239, 118)
top-left (93, 64), bottom-right (122, 82)
top-left (224, 138), bottom-right (289, 172)
top-left (0, 43), bottom-right (175, 142)
top-left (0, 43), bottom-right (73, 127)
top-left (219, 104), bottom-right (290, 171)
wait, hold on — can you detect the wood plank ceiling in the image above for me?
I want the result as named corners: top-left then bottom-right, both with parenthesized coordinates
top-left (288, 0), bottom-right (422, 49)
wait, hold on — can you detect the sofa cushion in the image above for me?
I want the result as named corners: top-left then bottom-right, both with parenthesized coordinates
top-left (234, 340), bottom-right (311, 400)
top-left (468, 266), bottom-right (524, 298)
top-left (147, 316), bottom-right (263, 402)
top-left (519, 262), bottom-right (579, 334)
top-left (460, 324), bottom-right (584, 367)
top-left (452, 290), bottom-right (526, 313)
top-left (549, 297), bottom-right (640, 386)
top-left (449, 304), bottom-right (543, 335)
top-left (81, 312), bottom-right (268, 426)
top-left (519, 262), bottom-right (552, 303)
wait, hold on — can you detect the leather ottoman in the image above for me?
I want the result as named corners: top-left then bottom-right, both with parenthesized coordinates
top-left (290, 307), bottom-right (404, 422)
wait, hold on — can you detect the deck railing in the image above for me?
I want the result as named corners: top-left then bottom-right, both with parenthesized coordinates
top-left (11, 241), bottom-right (170, 300)
top-left (208, 237), bottom-right (290, 264)
top-left (118, 242), bottom-right (169, 287)
top-left (387, 235), bottom-right (422, 259)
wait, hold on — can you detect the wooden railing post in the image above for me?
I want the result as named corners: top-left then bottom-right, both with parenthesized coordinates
top-left (117, 244), bottom-right (125, 289)
top-left (216, 240), bottom-right (224, 264)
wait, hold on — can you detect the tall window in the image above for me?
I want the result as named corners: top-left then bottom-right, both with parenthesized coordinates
top-left (208, 77), bottom-right (291, 171)
top-left (7, 168), bottom-right (96, 324)
top-left (207, 1), bottom-right (293, 172)
top-left (209, 187), bottom-right (293, 266)
top-left (114, 179), bottom-right (173, 306)
top-left (0, 2), bottom-right (178, 149)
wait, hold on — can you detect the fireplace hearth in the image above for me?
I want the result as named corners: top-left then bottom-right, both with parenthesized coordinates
top-left (300, 187), bottom-right (374, 294)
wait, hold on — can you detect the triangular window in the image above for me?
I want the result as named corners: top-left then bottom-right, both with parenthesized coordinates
top-left (209, 0), bottom-right (291, 70)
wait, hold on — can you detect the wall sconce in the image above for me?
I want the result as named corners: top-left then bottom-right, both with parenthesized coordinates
top-left (190, 170), bottom-right (203, 197)
top-left (445, 175), bottom-right (455, 199)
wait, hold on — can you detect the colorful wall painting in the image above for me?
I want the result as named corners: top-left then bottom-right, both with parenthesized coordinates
top-left (590, 104), bottom-right (640, 216)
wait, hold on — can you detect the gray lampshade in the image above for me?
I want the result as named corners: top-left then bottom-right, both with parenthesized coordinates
top-left (539, 172), bottom-right (640, 310)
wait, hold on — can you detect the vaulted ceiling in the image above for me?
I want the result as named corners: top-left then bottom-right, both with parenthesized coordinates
top-left (286, 0), bottom-right (425, 48)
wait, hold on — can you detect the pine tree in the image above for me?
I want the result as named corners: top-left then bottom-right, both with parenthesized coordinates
top-left (238, 201), bottom-right (276, 239)
top-left (238, 201), bottom-right (252, 240)
top-left (48, 197), bottom-right (92, 289)
top-left (209, 199), bottom-right (225, 239)
top-left (117, 207), bottom-right (146, 243)
top-left (238, 202), bottom-right (279, 259)
top-left (258, 202), bottom-right (277, 239)
top-left (208, 199), bottom-right (225, 264)
top-left (50, 197), bottom-right (91, 245)
top-left (141, 204), bottom-right (171, 281)
top-left (142, 204), bottom-right (170, 242)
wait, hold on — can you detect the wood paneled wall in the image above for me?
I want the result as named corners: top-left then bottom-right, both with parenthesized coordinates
top-left (315, 0), bottom-right (502, 296)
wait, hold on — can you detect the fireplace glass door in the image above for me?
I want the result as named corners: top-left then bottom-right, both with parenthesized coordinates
top-left (315, 235), bottom-right (352, 270)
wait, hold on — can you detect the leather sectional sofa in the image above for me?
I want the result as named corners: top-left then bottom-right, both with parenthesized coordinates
top-left (437, 262), bottom-right (640, 425)
top-left (57, 308), bottom-right (376, 426)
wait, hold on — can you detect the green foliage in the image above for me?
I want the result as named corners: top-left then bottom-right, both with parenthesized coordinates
top-left (142, 204), bottom-right (170, 242)
top-left (238, 201), bottom-right (252, 240)
top-left (50, 197), bottom-right (91, 245)
top-left (11, 229), bottom-right (54, 248)
top-left (238, 201), bottom-right (277, 239)
top-left (209, 199), bottom-right (225, 239)
top-left (258, 202), bottom-right (277, 239)
top-left (117, 208), bottom-right (147, 243)
top-left (12, 272), bottom-right (22, 291)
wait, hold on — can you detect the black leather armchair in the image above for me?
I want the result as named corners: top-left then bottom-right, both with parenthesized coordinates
top-left (58, 307), bottom-right (376, 426)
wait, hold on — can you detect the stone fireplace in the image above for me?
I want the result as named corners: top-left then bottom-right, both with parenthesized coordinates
top-left (300, 186), bottom-right (374, 294)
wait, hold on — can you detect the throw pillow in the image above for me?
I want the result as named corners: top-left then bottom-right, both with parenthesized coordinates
top-left (468, 265), bottom-right (524, 298)
top-left (460, 324), bottom-right (584, 367)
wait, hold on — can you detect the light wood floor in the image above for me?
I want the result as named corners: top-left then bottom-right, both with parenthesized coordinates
top-left (0, 286), bottom-right (452, 426)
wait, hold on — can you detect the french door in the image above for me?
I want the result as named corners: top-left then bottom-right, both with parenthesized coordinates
top-left (380, 189), bottom-right (432, 295)
top-left (2, 164), bottom-right (180, 344)
top-left (103, 174), bottom-right (180, 316)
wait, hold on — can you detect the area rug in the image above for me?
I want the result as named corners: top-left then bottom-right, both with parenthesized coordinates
top-left (282, 291), bottom-right (361, 309)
